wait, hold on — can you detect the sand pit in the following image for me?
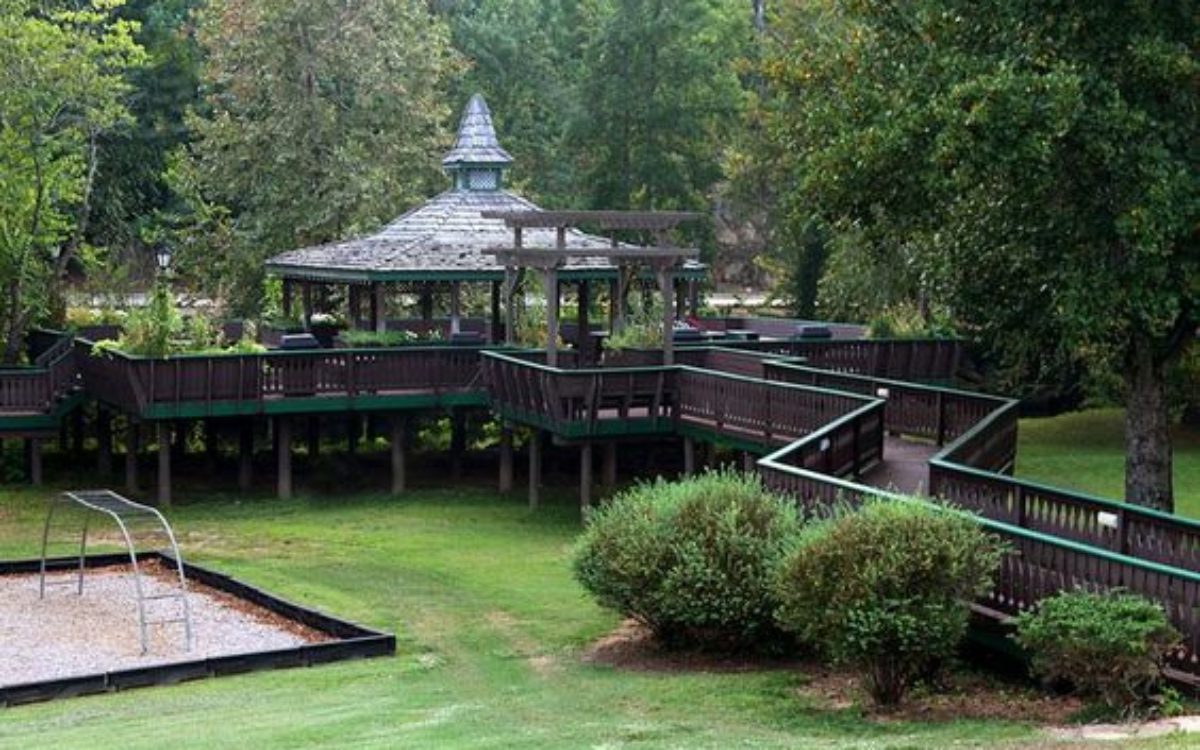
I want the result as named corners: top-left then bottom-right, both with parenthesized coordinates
top-left (0, 562), bottom-right (330, 688)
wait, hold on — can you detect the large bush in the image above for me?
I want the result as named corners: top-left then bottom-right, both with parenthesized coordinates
top-left (774, 500), bottom-right (1004, 706)
top-left (573, 470), bottom-right (801, 650)
top-left (1013, 590), bottom-right (1179, 713)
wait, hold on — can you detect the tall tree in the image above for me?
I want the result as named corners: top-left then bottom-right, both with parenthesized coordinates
top-left (182, 0), bottom-right (460, 315)
top-left (0, 0), bottom-right (144, 361)
top-left (569, 0), bottom-right (748, 217)
top-left (765, 0), bottom-right (1197, 510)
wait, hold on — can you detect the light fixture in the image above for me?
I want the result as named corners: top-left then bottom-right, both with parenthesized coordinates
top-left (155, 245), bottom-right (173, 272)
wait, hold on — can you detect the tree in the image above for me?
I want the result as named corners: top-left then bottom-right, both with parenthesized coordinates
top-left (765, 0), bottom-right (1197, 510)
top-left (569, 0), bottom-right (748, 219)
top-left (182, 0), bottom-right (460, 315)
top-left (0, 0), bottom-right (144, 362)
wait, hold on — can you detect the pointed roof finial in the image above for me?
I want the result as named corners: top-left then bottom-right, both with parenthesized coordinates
top-left (442, 93), bottom-right (513, 168)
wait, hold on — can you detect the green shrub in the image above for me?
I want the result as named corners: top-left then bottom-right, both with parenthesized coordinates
top-left (774, 500), bottom-right (1003, 706)
top-left (573, 470), bottom-right (801, 650)
top-left (340, 329), bottom-right (423, 347)
top-left (1013, 591), bottom-right (1180, 714)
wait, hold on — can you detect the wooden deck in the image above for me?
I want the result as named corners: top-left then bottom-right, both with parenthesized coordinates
top-left (861, 437), bottom-right (938, 495)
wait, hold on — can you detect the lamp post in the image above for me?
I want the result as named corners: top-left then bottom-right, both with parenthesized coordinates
top-left (154, 244), bottom-right (173, 277)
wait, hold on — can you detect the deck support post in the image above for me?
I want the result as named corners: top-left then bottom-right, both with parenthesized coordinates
top-left (96, 408), bottom-right (113, 477)
top-left (27, 438), bottom-right (42, 486)
top-left (742, 451), bottom-right (756, 474)
top-left (450, 408), bottom-right (466, 478)
top-left (346, 415), bottom-right (358, 455)
top-left (543, 269), bottom-right (560, 367)
top-left (157, 422), bottom-right (172, 508)
top-left (238, 421), bottom-right (253, 491)
top-left (390, 414), bottom-right (407, 495)
top-left (125, 421), bottom-right (140, 493)
top-left (580, 442), bottom-right (593, 515)
top-left (450, 281), bottom-right (462, 336)
top-left (528, 430), bottom-right (542, 509)
top-left (71, 409), bottom-right (84, 457)
top-left (499, 422), bottom-right (514, 492)
top-left (683, 436), bottom-right (696, 477)
top-left (602, 442), bottom-right (617, 487)
top-left (276, 416), bottom-right (292, 500)
top-left (657, 267), bottom-right (675, 366)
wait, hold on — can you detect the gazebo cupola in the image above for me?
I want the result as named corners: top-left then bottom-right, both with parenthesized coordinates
top-left (442, 93), bottom-right (512, 192)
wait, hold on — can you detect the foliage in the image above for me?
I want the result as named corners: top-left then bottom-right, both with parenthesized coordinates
top-left (762, 0), bottom-right (1198, 510)
top-left (0, 0), bottom-right (145, 362)
top-left (773, 500), bottom-right (1004, 705)
top-left (604, 294), bottom-right (665, 350)
top-left (90, 282), bottom-right (264, 356)
top-left (180, 0), bottom-right (461, 315)
top-left (1013, 590), bottom-right (1180, 715)
top-left (339, 329), bottom-right (438, 348)
top-left (866, 302), bottom-right (956, 340)
top-left (573, 470), bottom-right (801, 650)
top-left (65, 306), bottom-right (129, 328)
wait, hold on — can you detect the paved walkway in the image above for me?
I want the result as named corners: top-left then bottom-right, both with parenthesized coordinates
top-left (860, 437), bottom-right (938, 496)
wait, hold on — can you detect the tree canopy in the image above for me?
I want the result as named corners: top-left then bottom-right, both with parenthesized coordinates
top-left (763, 0), bottom-right (1197, 508)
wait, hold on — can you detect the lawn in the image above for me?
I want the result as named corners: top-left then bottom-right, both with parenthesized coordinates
top-left (1017, 408), bottom-right (1200, 519)
top-left (0, 431), bottom-right (1196, 748)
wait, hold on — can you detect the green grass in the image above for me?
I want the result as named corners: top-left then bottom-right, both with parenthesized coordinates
top-left (1017, 408), bottom-right (1200, 519)
top-left (0, 477), bottom-right (1151, 750)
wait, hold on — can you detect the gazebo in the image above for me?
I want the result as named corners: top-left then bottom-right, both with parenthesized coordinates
top-left (265, 94), bottom-right (706, 348)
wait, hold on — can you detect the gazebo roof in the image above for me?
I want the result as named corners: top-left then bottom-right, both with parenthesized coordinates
top-left (265, 94), bottom-right (706, 284)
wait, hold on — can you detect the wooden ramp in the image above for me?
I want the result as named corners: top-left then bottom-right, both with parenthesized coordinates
top-left (860, 437), bottom-right (938, 496)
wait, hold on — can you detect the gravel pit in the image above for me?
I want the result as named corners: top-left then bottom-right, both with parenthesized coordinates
top-left (0, 562), bottom-right (331, 688)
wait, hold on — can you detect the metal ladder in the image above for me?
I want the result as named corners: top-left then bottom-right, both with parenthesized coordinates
top-left (39, 490), bottom-right (193, 655)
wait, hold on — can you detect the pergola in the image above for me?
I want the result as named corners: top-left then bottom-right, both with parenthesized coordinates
top-left (264, 94), bottom-right (706, 345)
top-left (483, 210), bottom-right (702, 366)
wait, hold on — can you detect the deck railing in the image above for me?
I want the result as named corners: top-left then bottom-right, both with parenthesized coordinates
top-left (78, 343), bottom-right (487, 416)
top-left (0, 335), bottom-right (78, 414)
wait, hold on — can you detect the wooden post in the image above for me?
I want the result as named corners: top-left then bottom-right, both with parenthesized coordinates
top-left (577, 280), bottom-right (590, 361)
top-left (687, 279), bottom-right (699, 318)
top-left (580, 442), bottom-right (593, 514)
top-left (282, 279), bottom-right (294, 319)
top-left (450, 281), bottom-right (462, 336)
top-left (658, 268), bottom-right (676, 366)
top-left (450, 408), bottom-right (466, 478)
top-left (371, 282), bottom-right (385, 333)
top-left (490, 280), bottom-right (502, 344)
top-left (420, 283), bottom-right (434, 325)
top-left (301, 282), bottom-right (314, 329)
top-left (238, 421), bottom-right (253, 492)
top-left (528, 429), bottom-right (542, 509)
top-left (71, 409), bottom-right (84, 457)
top-left (276, 416), bottom-right (292, 500)
top-left (683, 435), bottom-right (696, 477)
top-left (156, 422), bottom-right (172, 508)
top-left (27, 438), bottom-right (42, 486)
top-left (348, 285), bottom-right (360, 330)
top-left (504, 267), bottom-right (517, 345)
top-left (125, 421), bottom-right (140, 493)
top-left (499, 422), bottom-right (514, 492)
top-left (742, 451), bottom-right (755, 474)
top-left (96, 408), bottom-right (113, 477)
top-left (390, 414), bottom-right (407, 495)
top-left (602, 442), bottom-right (617, 488)
top-left (543, 269), bottom-right (560, 367)
top-left (675, 280), bottom-right (687, 318)
top-left (204, 418), bottom-right (219, 474)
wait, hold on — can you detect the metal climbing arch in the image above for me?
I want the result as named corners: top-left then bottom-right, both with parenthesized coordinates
top-left (39, 490), bottom-right (192, 655)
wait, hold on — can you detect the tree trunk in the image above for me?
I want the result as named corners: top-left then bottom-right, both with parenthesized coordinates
top-left (1124, 339), bottom-right (1173, 512)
